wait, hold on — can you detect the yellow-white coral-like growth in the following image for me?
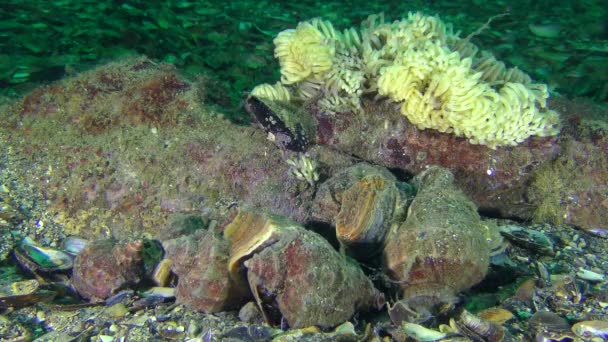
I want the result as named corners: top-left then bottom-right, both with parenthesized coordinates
top-left (375, 14), bottom-right (559, 147)
top-left (260, 12), bottom-right (560, 147)
top-left (274, 22), bottom-right (336, 84)
top-left (251, 82), bottom-right (292, 102)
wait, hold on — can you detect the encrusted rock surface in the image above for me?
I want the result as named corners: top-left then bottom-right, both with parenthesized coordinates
top-left (312, 100), bottom-right (561, 219)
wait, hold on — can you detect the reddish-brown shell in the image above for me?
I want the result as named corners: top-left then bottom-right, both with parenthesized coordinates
top-left (72, 239), bottom-right (145, 300)
top-left (163, 229), bottom-right (248, 313)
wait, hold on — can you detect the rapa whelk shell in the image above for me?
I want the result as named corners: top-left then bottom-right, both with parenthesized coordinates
top-left (336, 174), bottom-right (407, 260)
top-left (312, 163), bottom-right (411, 260)
top-left (383, 166), bottom-right (490, 320)
top-left (162, 228), bottom-right (248, 313)
top-left (223, 208), bottom-right (385, 329)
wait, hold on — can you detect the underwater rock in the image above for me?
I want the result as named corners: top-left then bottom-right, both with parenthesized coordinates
top-left (307, 98), bottom-right (560, 221)
top-left (526, 129), bottom-right (608, 231)
top-left (383, 166), bottom-right (490, 322)
top-left (162, 228), bottom-right (248, 313)
top-left (72, 239), bottom-right (151, 301)
top-left (224, 209), bottom-right (385, 329)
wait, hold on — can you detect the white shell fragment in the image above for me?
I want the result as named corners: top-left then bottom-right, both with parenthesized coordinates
top-left (576, 268), bottom-right (606, 282)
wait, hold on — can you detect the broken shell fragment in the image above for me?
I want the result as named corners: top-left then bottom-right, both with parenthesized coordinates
top-left (62, 236), bottom-right (89, 256)
top-left (383, 166), bottom-right (490, 317)
top-left (400, 322), bottom-right (447, 341)
top-left (152, 258), bottom-right (173, 287)
top-left (572, 320), bottom-right (608, 339)
top-left (477, 307), bottom-right (515, 325)
top-left (0, 279), bottom-right (56, 308)
top-left (576, 268), bottom-right (606, 282)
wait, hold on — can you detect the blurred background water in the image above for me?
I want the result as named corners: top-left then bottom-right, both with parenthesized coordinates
top-left (1, 0), bottom-right (606, 120)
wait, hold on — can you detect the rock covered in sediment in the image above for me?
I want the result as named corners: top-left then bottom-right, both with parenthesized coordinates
top-left (162, 228), bottom-right (248, 313)
top-left (383, 166), bottom-right (490, 320)
top-left (72, 239), bottom-right (147, 300)
top-left (223, 209), bottom-right (385, 329)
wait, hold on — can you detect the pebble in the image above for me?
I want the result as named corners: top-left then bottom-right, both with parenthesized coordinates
top-left (105, 303), bottom-right (129, 319)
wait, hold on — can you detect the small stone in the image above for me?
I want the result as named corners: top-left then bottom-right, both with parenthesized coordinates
top-left (477, 307), bottom-right (515, 325)
top-left (187, 319), bottom-right (200, 337)
top-left (106, 303), bottom-right (129, 319)
top-left (97, 335), bottom-right (114, 342)
top-left (238, 301), bottom-right (264, 324)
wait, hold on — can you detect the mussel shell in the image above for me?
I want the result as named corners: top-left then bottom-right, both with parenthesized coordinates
top-left (499, 225), bottom-right (555, 256)
top-left (14, 239), bottom-right (73, 272)
top-left (62, 236), bottom-right (89, 256)
top-left (572, 320), bottom-right (608, 339)
top-left (0, 279), bottom-right (57, 308)
top-left (528, 311), bottom-right (573, 340)
top-left (245, 95), bottom-right (316, 152)
top-left (452, 310), bottom-right (506, 341)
